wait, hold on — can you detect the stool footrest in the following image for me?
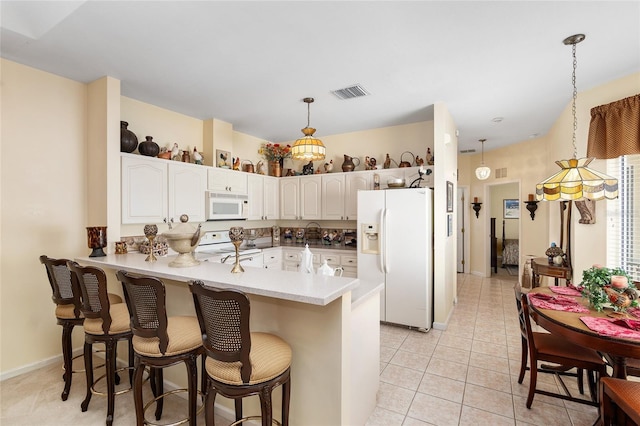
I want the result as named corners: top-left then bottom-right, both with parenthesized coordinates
top-left (142, 388), bottom-right (204, 426)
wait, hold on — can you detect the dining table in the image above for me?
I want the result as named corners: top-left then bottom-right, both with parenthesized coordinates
top-left (528, 286), bottom-right (640, 379)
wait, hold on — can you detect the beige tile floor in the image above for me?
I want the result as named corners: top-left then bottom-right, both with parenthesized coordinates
top-left (1, 272), bottom-right (600, 425)
top-left (366, 272), bottom-right (600, 426)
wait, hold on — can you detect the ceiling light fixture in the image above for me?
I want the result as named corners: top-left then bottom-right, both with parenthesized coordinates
top-left (535, 34), bottom-right (618, 201)
top-left (291, 97), bottom-right (326, 161)
top-left (475, 138), bottom-right (491, 180)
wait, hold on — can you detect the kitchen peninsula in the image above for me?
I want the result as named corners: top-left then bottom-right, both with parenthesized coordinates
top-left (76, 253), bottom-right (382, 425)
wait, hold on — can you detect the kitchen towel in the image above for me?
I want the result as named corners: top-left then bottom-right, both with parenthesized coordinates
top-left (528, 293), bottom-right (590, 313)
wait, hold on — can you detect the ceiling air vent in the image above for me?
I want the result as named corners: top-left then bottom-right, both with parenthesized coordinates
top-left (331, 84), bottom-right (370, 100)
top-left (459, 149), bottom-right (476, 154)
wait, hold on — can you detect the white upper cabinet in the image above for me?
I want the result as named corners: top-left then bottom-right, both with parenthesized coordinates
top-left (122, 155), bottom-right (168, 224)
top-left (280, 175), bottom-right (321, 220)
top-left (344, 172), bottom-right (372, 220)
top-left (279, 178), bottom-right (300, 220)
top-left (121, 154), bottom-right (206, 224)
top-left (207, 167), bottom-right (248, 195)
top-left (247, 174), bottom-right (279, 220)
top-left (299, 176), bottom-right (322, 220)
top-left (321, 174), bottom-right (346, 220)
top-left (263, 176), bottom-right (280, 220)
top-left (168, 162), bottom-right (207, 223)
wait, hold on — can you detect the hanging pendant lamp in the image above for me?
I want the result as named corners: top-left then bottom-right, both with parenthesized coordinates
top-left (535, 34), bottom-right (618, 201)
top-left (475, 139), bottom-right (491, 180)
top-left (291, 97), bottom-right (326, 161)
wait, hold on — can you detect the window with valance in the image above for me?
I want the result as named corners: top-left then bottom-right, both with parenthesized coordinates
top-left (592, 94), bottom-right (640, 282)
top-left (588, 94), bottom-right (640, 159)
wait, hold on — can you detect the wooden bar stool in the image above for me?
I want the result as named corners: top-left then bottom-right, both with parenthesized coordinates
top-left (189, 280), bottom-right (292, 426)
top-left (117, 270), bottom-right (205, 426)
top-left (600, 377), bottom-right (640, 425)
top-left (39, 255), bottom-right (123, 401)
top-left (68, 261), bottom-right (133, 426)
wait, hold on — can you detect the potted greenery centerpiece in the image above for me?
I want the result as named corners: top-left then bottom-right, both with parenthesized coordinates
top-left (580, 266), bottom-right (637, 312)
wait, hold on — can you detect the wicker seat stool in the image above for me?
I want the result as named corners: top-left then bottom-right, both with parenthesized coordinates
top-left (39, 255), bottom-right (124, 401)
top-left (117, 270), bottom-right (205, 426)
top-left (600, 377), bottom-right (640, 425)
top-left (189, 280), bottom-right (292, 426)
top-left (68, 261), bottom-right (133, 426)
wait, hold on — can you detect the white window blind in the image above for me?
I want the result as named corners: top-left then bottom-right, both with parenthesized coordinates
top-left (607, 154), bottom-right (640, 281)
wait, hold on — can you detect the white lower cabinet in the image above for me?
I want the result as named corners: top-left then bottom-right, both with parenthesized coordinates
top-left (281, 247), bottom-right (357, 276)
top-left (263, 248), bottom-right (283, 270)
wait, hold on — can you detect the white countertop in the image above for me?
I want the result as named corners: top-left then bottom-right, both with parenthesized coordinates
top-left (75, 253), bottom-right (366, 306)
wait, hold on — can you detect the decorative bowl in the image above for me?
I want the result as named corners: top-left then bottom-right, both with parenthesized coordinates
top-left (387, 178), bottom-right (406, 188)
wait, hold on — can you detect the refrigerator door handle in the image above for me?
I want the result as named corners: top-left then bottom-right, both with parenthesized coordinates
top-left (378, 208), bottom-right (385, 273)
top-left (382, 207), bottom-right (389, 273)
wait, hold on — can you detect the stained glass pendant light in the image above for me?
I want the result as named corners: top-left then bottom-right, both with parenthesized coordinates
top-left (291, 97), bottom-right (326, 161)
top-left (475, 139), bottom-right (491, 180)
top-left (535, 34), bottom-right (618, 201)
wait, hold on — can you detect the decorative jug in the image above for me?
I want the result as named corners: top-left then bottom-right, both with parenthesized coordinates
top-left (341, 154), bottom-right (360, 172)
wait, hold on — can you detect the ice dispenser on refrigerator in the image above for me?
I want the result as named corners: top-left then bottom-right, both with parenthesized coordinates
top-left (361, 224), bottom-right (379, 254)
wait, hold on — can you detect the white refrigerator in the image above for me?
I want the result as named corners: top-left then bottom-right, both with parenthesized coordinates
top-left (357, 188), bottom-right (433, 330)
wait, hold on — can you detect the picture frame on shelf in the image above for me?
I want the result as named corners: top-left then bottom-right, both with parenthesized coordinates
top-left (216, 149), bottom-right (231, 168)
top-left (504, 199), bottom-right (520, 219)
top-left (446, 181), bottom-right (454, 212)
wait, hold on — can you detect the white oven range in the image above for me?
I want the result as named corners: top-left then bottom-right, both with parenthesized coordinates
top-left (195, 230), bottom-right (263, 268)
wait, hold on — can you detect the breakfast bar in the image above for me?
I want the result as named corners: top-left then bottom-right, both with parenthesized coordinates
top-left (76, 253), bottom-right (382, 425)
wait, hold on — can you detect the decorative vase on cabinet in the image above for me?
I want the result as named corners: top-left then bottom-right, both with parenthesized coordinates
top-left (138, 136), bottom-right (160, 157)
top-left (269, 160), bottom-right (282, 177)
top-left (120, 121), bottom-right (138, 153)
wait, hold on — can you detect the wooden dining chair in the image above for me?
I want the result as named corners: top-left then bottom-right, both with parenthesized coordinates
top-left (600, 377), bottom-right (640, 425)
top-left (515, 285), bottom-right (607, 408)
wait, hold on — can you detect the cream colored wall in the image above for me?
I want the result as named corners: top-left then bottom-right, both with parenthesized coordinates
top-left (433, 102), bottom-right (458, 327)
top-left (121, 96), bottom-right (204, 162)
top-left (280, 121), bottom-right (434, 174)
top-left (1, 59), bottom-right (89, 375)
top-left (466, 71), bottom-right (640, 279)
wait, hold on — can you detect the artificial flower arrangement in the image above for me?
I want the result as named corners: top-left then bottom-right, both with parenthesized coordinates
top-left (580, 265), bottom-right (637, 312)
top-left (258, 143), bottom-right (292, 162)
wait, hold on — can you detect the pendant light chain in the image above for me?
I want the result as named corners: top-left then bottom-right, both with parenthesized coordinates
top-left (571, 42), bottom-right (578, 159)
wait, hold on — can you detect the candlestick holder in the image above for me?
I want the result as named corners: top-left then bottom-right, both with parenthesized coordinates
top-left (471, 202), bottom-right (482, 218)
top-left (86, 226), bottom-right (107, 257)
top-left (229, 226), bottom-right (244, 273)
top-left (525, 201), bottom-right (539, 220)
top-left (143, 224), bottom-right (158, 262)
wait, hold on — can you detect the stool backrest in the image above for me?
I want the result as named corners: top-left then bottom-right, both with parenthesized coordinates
top-left (39, 255), bottom-right (82, 318)
top-left (68, 261), bottom-right (112, 334)
top-left (189, 280), bottom-right (252, 383)
top-left (117, 270), bottom-right (169, 354)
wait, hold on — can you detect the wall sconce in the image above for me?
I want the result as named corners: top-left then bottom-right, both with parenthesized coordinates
top-left (524, 194), bottom-right (539, 220)
top-left (471, 197), bottom-right (482, 218)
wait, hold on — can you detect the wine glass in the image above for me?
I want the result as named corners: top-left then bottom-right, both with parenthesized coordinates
top-left (229, 227), bottom-right (244, 273)
top-left (144, 224), bottom-right (158, 262)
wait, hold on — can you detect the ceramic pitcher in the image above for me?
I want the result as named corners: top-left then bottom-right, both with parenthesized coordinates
top-left (341, 154), bottom-right (360, 172)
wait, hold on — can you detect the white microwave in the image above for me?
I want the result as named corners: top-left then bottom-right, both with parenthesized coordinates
top-left (206, 192), bottom-right (248, 221)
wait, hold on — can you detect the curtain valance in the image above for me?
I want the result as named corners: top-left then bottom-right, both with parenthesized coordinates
top-left (587, 94), bottom-right (640, 159)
